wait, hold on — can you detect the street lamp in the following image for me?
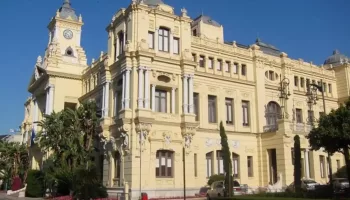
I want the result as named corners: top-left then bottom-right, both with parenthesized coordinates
top-left (278, 76), bottom-right (291, 119)
top-left (306, 79), bottom-right (333, 185)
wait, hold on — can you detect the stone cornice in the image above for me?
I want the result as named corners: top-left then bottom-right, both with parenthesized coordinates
top-left (195, 71), bottom-right (255, 86)
top-left (28, 74), bottom-right (47, 93)
top-left (197, 128), bottom-right (257, 137)
top-left (47, 71), bottom-right (82, 80)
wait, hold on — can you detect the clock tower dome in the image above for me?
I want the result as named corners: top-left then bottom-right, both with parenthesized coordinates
top-left (45, 0), bottom-right (87, 67)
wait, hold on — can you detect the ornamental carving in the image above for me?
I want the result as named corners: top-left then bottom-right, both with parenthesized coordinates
top-left (118, 124), bottom-right (130, 151)
top-left (103, 56), bottom-right (109, 67)
top-left (136, 122), bottom-right (152, 152)
top-left (209, 87), bottom-right (216, 93)
top-left (152, 70), bottom-right (176, 81)
top-left (241, 92), bottom-right (250, 98)
top-left (163, 131), bottom-right (172, 149)
top-left (181, 124), bottom-right (197, 154)
top-left (174, 26), bottom-right (179, 35)
top-left (149, 20), bottom-right (154, 30)
top-left (225, 90), bottom-right (233, 96)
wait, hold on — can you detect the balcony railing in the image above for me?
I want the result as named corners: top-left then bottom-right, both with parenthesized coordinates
top-left (290, 123), bottom-right (313, 135)
top-left (263, 124), bottom-right (278, 133)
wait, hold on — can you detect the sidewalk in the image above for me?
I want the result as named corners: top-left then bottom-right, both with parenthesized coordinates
top-left (0, 193), bottom-right (43, 200)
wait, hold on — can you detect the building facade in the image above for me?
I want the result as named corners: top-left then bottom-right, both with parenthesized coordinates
top-left (22, 0), bottom-right (350, 199)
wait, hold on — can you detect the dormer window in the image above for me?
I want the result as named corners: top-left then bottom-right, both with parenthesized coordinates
top-left (65, 47), bottom-right (74, 57)
top-left (158, 28), bottom-right (169, 52)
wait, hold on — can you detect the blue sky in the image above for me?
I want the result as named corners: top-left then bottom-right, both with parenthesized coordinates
top-left (0, 0), bottom-right (349, 134)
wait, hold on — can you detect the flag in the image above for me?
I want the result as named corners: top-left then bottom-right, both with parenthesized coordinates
top-left (30, 128), bottom-right (36, 147)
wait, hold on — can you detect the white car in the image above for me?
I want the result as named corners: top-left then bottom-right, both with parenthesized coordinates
top-left (206, 180), bottom-right (242, 199)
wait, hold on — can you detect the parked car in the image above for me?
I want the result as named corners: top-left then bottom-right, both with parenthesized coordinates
top-left (331, 178), bottom-right (349, 194)
top-left (206, 180), bottom-right (242, 199)
top-left (285, 179), bottom-right (320, 193)
top-left (195, 186), bottom-right (210, 197)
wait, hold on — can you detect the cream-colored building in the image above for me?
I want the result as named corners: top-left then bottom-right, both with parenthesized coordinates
top-left (21, 0), bottom-right (350, 199)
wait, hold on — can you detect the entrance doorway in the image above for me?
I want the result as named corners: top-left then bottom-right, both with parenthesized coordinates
top-left (268, 149), bottom-right (277, 184)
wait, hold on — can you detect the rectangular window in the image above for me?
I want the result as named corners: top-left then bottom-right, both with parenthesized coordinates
top-left (199, 56), bottom-right (205, 68)
top-left (173, 38), bottom-right (179, 54)
top-left (192, 53), bottom-right (196, 62)
top-left (64, 102), bottom-right (77, 110)
top-left (320, 155), bottom-right (325, 178)
top-left (217, 151), bottom-right (224, 174)
top-left (114, 91), bottom-right (122, 116)
top-left (194, 153), bottom-right (198, 177)
top-left (193, 93), bottom-right (199, 121)
top-left (296, 109), bottom-right (303, 123)
top-left (225, 61), bottom-right (230, 72)
top-left (208, 58), bottom-right (214, 69)
top-left (323, 83), bottom-right (327, 92)
top-left (148, 32), bottom-right (154, 49)
top-left (206, 152), bottom-right (212, 177)
top-left (294, 76), bottom-right (299, 87)
top-left (155, 90), bottom-right (167, 113)
top-left (225, 98), bottom-right (234, 125)
top-left (208, 95), bottom-right (217, 123)
top-left (158, 28), bottom-right (169, 52)
top-left (247, 156), bottom-right (253, 177)
top-left (217, 59), bottom-right (222, 71)
top-left (308, 110), bottom-right (314, 123)
top-left (328, 84), bottom-right (332, 93)
top-left (242, 101), bottom-right (250, 126)
top-left (233, 63), bottom-right (238, 74)
top-left (192, 29), bottom-right (197, 36)
top-left (232, 154), bottom-right (239, 178)
top-left (118, 32), bottom-right (124, 55)
top-left (241, 64), bottom-right (247, 76)
top-left (155, 150), bottom-right (173, 178)
top-left (306, 79), bottom-right (310, 91)
top-left (336, 160), bottom-right (340, 170)
top-left (300, 78), bottom-right (305, 88)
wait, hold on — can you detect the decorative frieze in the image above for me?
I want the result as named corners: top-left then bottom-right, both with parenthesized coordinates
top-left (205, 138), bottom-right (240, 149)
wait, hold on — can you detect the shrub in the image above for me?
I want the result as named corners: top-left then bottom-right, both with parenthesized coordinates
top-left (25, 170), bottom-right (45, 197)
top-left (207, 174), bottom-right (225, 186)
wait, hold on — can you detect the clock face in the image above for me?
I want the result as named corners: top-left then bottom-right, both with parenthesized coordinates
top-left (63, 29), bottom-right (73, 39)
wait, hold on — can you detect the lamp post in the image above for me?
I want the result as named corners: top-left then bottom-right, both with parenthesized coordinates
top-left (307, 79), bottom-right (333, 185)
top-left (278, 76), bottom-right (291, 119)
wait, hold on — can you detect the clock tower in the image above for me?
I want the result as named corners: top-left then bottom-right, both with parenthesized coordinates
top-left (45, 0), bottom-right (87, 67)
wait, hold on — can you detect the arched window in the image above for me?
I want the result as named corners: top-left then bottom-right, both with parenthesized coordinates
top-left (118, 31), bottom-right (124, 55)
top-left (158, 27), bottom-right (169, 52)
top-left (265, 101), bottom-right (281, 126)
top-left (155, 150), bottom-right (173, 178)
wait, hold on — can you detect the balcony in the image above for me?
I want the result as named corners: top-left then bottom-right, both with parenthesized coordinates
top-left (290, 123), bottom-right (313, 135)
top-left (263, 124), bottom-right (278, 133)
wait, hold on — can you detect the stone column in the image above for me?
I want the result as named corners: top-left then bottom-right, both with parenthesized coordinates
top-left (304, 149), bottom-right (310, 179)
top-left (151, 84), bottom-right (156, 111)
top-left (45, 89), bottom-right (50, 115)
top-left (115, 34), bottom-right (119, 61)
top-left (102, 84), bottom-right (106, 116)
top-left (154, 28), bottom-right (158, 53)
top-left (122, 71), bottom-right (126, 109)
top-left (123, 22), bottom-right (126, 47)
top-left (104, 81), bottom-right (110, 118)
top-left (125, 69), bottom-right (131, 109)
top-left (144, 68), bottom-right (150, 109)
top-left (138, 67), bottom-right (144, 108)
top-left (183, 75), bottom-right (188, 114)
top-left (48, 85), bottom-right (54, 114)
top-left (171, 88), bottom-right (176, 114)
top-left (169, 31), bottom-right (173, 55)
top-left (188, 75), bottom-right (194, 114)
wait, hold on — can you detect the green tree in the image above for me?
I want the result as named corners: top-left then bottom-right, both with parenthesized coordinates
top-left (293, 135), bottom-right (302, 193)
top-left (307, 99), bottom-right (350, 183)
top-left (219, 121), bottom-right (232, 197)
